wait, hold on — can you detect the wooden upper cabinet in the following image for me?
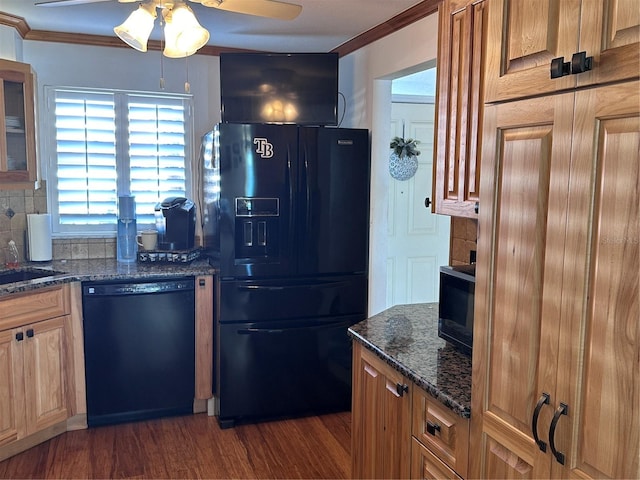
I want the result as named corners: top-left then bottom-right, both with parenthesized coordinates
top-left (433, 0), bottom-right (488, 218)
top-left (484, 0), bottom-right (640, 103)
top-left (0, 58), bottom-right (37, 189)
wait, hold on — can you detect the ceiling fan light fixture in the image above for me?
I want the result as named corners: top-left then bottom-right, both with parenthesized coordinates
top-left (162, 2), bottom-right (210, 58)
top-left (114, 1), bottom-right (157, 52)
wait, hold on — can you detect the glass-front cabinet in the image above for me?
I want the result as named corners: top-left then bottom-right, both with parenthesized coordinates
top-left (0, 58), bottom-right (37, 188)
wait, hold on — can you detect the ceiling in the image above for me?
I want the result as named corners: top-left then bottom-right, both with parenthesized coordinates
top-left (0, 0), bottom-right (428, 53)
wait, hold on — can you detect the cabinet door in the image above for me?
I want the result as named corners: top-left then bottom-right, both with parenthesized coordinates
top-left (553, 82), bottom-right (639, 479)
top-left (23, 316), bottom-right (69, 435)
top-left (471, 92), bottom-right (575, 479)
top-left (433, 0), bottom-right (487, 218)
top-left (0, 58), bottom-right (37, 187)
top-left (577, 0), bottom-right (640, 87)
top-left (485, 0), bottom-right (640, 103)
top-left (0, 329), bottom-right (24, 446)
top-left (484, 0), bottom-right (580, 102)
top-left (351, 343), bottom-right (411, 479)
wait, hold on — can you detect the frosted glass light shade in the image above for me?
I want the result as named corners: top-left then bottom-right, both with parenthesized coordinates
top-left (114, 3), bottom-right (157, 52)
top-left (163, 3), bottom-right (210, 58)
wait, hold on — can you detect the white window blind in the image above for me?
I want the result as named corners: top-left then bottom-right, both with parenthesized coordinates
top-left (46, 87), bottom-right (193, 235)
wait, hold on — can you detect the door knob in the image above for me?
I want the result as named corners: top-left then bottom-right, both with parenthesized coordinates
top-left (424, 197), bottom-right (431, 209)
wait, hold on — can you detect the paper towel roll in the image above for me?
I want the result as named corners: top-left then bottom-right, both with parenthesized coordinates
top-left (27, 214), bottom-right (52, 262)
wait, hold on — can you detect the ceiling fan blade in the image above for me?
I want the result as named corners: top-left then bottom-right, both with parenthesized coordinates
top-left (202, 0), bottom-right (302, 20)
top-left (35, 0), bottom-right (112, 6)
top-left (35, 0), bottom-right (138, 5)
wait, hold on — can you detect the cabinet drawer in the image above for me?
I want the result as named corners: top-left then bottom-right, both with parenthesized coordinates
top-left (411, 437), bottom-right (462, 480)
top-left (0, 285), bottom-right (70, 330)
top-left (412, 387), bottom-right (469, 478)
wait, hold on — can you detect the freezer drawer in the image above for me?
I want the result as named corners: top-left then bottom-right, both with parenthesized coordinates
top-left (218, 274), bottom-right (367, 323)
top-left (217, 315), bottom-right (358, 427)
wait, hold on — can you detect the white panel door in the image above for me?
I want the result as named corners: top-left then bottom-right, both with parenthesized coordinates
top-left (387, 102), bottom-right (450, 306)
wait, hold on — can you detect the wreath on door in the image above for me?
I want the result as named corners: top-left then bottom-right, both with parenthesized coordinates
top-left (389, 135), bottom-right (420, 181)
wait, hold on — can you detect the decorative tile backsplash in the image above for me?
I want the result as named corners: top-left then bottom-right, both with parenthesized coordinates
top-left (0, 184), bottom-right (116, 263)
top-left (450, 217), bottom-right (477, 265)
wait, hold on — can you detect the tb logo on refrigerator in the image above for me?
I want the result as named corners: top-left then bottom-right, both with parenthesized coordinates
top-left (254, 138), bottom-right (274, 158)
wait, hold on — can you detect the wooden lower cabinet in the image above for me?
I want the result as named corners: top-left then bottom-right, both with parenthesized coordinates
top-left (0, 285), bottom-right (74, 461)
top-left (351, 342), bottom-right (412, 479)
top-left (351, 342), bottom-right (470, 479)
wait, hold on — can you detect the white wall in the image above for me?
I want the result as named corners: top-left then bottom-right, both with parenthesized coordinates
top-left (338, 13), bottom-right (439, 315)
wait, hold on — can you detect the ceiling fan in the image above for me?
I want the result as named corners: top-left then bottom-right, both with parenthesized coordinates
top-left (34, 0), bottom-right (303, 21)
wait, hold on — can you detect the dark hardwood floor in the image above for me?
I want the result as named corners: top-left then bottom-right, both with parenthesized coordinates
top-left (0, 412), bottom-right (351, 479)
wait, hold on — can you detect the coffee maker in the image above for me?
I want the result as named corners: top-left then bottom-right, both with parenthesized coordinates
top-left (154, 197), bottom-right (196, 250)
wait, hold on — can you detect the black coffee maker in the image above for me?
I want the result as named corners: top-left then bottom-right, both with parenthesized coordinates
top-left (154, 197), bottom-right (196, 250)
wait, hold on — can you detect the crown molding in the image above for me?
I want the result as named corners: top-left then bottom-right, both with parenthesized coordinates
top-left (0, 0), bottom-right (441, 57)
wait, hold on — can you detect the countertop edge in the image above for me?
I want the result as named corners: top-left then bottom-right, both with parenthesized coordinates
top-left (349, 311), bottom-right (471, 419)
top-left (0, 259), bottom-right (218, 297)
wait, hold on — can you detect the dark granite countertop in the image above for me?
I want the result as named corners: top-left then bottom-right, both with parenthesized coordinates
top-left (348, 303), bottom-right (472, 418)
top-left (0, 258), bottom-right (217, 297)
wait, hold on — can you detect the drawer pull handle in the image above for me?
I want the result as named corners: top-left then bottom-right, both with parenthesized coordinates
top-left (426, 421), bottom-right (441, 436)
top-left (549, 402), bottom-right (568, 465)
top-left (532, 392), bottom-right (550, 452)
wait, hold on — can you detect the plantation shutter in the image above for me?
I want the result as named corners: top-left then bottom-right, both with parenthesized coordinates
top-left (128, 95), bottom-right (187, 225)
top-left (47, 87), bottom-right (191, 234)
top-left (53, 91), bottom-right (118, 228)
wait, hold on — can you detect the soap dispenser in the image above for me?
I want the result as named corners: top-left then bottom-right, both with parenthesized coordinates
top-left (5, 240), bottom-right (20, 268)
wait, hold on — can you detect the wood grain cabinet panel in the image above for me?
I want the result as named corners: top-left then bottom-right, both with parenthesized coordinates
top-left (411, 437), bottom-right (462, 480)
top-left (472, 82), bottom-right (639, 479)
top-left (484, 0), bottom-right (640, 103)
top-left (351, 342), bottom-right (411, 479)
top-left (433, 0), bottom-right (487, 218)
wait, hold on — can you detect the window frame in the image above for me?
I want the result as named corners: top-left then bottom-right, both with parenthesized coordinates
top-left (43, 85), bottom-right (195, 238)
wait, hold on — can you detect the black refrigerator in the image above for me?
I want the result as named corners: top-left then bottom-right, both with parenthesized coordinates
top-left (202, 123), bottom-right (370, 428)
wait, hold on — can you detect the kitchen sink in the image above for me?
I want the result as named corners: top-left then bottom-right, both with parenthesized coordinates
top-left (0, 268), bottom-right (62, 285)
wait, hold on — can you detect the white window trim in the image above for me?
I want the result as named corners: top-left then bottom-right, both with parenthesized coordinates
top-left (43, 85), bottom-right (195, 238)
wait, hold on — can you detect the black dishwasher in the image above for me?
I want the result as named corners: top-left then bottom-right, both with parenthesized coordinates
top-left (82, 278), bottom-right (195, 427)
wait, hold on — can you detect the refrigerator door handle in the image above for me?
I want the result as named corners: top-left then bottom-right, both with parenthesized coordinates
top-left (302, 144), bottom-right (311, 236)
top-left (237, 320), bottom-right (350, 335)
top-left (236, 280), bottom-right (350, 291)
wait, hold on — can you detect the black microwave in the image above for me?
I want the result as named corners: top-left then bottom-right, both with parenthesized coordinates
top-left (438, 264), bottom-right (475, 356)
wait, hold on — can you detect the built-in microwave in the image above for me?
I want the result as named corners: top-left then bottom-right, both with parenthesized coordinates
top-left (438, 264), bottom-right (475, 356)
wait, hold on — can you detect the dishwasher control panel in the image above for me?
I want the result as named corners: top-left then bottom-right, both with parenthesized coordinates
top-left (83, 279), bottom-right (194, 296)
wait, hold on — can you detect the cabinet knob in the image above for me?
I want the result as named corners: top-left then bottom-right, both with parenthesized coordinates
top-left (424, 197), bottom-right (431, 209)
top-left (26, 328), bottom-right (34, 338)
top-left (571, 51), bottom-right (593, 74)
top-left (474, 201), bottom-right (479, 214)
top-left (426, 421), bottom-right (441, 436)
top-left (15, 331), bottom-right (24, 342)
top-left (550, 57), bottom-right (571, 79)
top-left (396, 383), bottom-right (408, 397)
